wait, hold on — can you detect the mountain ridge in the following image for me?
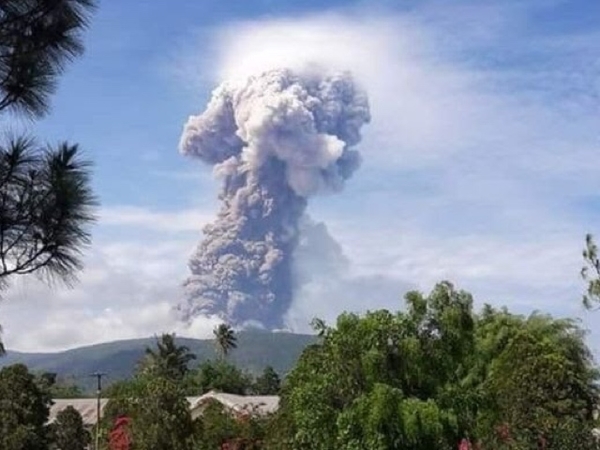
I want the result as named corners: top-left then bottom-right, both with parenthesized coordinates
top-left (0, 330), bottom-right (316, 393)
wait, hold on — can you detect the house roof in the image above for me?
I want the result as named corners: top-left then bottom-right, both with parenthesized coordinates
top-left (49, 398), bottom-right (110, 427)
top-left (189, 391), bottom-right (279, 417)
top-left (49, 392), bottom-right (279, 426)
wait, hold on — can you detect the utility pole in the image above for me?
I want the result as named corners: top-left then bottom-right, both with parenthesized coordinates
top-left (90, 372), bottom-right (106, 450)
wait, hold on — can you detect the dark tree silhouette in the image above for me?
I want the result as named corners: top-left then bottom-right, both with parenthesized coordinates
top-left (0, 364), bottom-right (52, 449)
top-left (0, 0), bottom-right (98, 355)
top-left (253, 366), bottom-right (281, 395)
top-left (140, 333), bottom-right (196, 381)
top-left (0, 138), bottom-right (96, 286)
top-left (213, 323), bottom-right (237, 358)
top-left (0, 0), bottom-right (97, 117)
top-left (50, 405), bottom-right (91, 450)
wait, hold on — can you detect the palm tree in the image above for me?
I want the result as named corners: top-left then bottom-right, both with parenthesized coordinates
top-left (141, 333), bottom-right (196, 381)
top-left (213, 324), bottom-right (237, 358)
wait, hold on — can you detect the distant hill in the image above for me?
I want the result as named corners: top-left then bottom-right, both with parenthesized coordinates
top-left (0, 330), bottom-right (316, 394)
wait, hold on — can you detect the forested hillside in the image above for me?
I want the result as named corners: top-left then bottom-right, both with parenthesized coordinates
top-left (0, 330), bottom-right (315, 393)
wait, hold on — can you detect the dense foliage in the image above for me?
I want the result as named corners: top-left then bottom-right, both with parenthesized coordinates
top-left (97, 329), bottom-right (279, 449)
top-left (253, 366), bottom-right (281, 396)
top-left (138, 333), bottom-right (196, 382)
top-left (273, 282), bottom-right (600, 450)
top-left (0, 364), bottom-right (52, 450)
top-left (103, 374), bottom-right (194, 450)
top-left (214, 324), bottom-right (238, 358)
top-left (50, 405), bottom-right (91, 450)
top-left (193, 400), bottom-right (270, 450)
top-left (93, 285), bottom-right (600, 449)
top-left (0, 364), bottom-right (92, 449)
top-left (185, 359), bottom-right (254, 396)
top-left (2, 284), bottom-right (598, 449)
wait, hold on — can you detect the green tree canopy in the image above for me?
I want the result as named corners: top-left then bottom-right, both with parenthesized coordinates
top-left (0, 139), bottom-right (97, 285)
top-left (0, 364), bottom-right (52, 450)
top-left (193, 399), bottom-right (269, 450)
top-left (50, 405), bottom-right (91, 450)
top-left (278, 282), bottom-right (474, 450)
top-left (273, 282), bottom-right (599, 450)
top-left (35, 371), bottom-right (84, 399)
top-left (253, 366), bottom-right (281, 395)
top-left (476, 312), bottom-right (599, 447)
top-left (103, 374), bottom-right (194, 450)
top-left (213, 323), bottom-right (237, 358)
top-left (184, 359), bottom-right (253, 396)
top-left (138, 333), bottom-right (196, 382)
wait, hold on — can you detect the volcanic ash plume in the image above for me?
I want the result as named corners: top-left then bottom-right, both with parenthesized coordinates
top-left (178, 68), bottom-right (370, 328)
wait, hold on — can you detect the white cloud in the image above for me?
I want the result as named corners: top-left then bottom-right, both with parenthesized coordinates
top-left (174, 7), bottom-right (598, 194)
top-left (100, 205), bottom-right (211, 233)
top-left (177, 12), bottom-right (479, 167)
top-left (0, 208), bottom-right (221, 352)
top-left (179, 7), bottom-right (599, 343)
top-left (4, 2), bottom-right (600, 353)
top-left (285, 217), bottom-right (599, 352)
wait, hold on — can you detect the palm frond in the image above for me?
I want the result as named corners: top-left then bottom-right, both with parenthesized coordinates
top-left (213, 323), bottom-right (237, 357)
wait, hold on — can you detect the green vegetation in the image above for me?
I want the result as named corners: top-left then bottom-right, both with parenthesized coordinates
top-left (184, 359), bottom-right (253, 396)
top-left (271, 283), bottom-right (599, 449)
top-left (101, 326), bottom-right (272, 449)
top-left (138, 333), bottom-right (197, 382)
top-left (103, 374), bottom-right (195, 450)
top-left (0, 365), bottom-right (90, 449)
top-left (193, 399), bottom-right (270, 450)
top-left (253, 366), bottom-right (281, 396)
top-left (38, 372), bottom-right (84, 399)
top-left (49, 405), bottom-right (91, 450)
top-left (0, 364), bottom-right (52, 450)
top-left (0, 3), bottom-right (597, 450)
top-left (0, 331), bottom-right (316, 393)
top-left (213, 323), bottom-right (238, 358)
top-left (1, 285), bottom-right (599, 449)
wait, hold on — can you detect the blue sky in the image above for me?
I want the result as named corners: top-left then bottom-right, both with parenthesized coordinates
top-left (2, 0), bottom-right (600, 352)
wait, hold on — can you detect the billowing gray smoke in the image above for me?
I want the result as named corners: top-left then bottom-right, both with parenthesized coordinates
top-left (178, 68), bottom-right (370, 328)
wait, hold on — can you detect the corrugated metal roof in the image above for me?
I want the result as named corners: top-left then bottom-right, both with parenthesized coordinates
top-left (49, 399), bottom-right (109, 427)
top-left (189, 391), bottom-right (279, 419)
top-left (49, 392), bottom-right (279, 426)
